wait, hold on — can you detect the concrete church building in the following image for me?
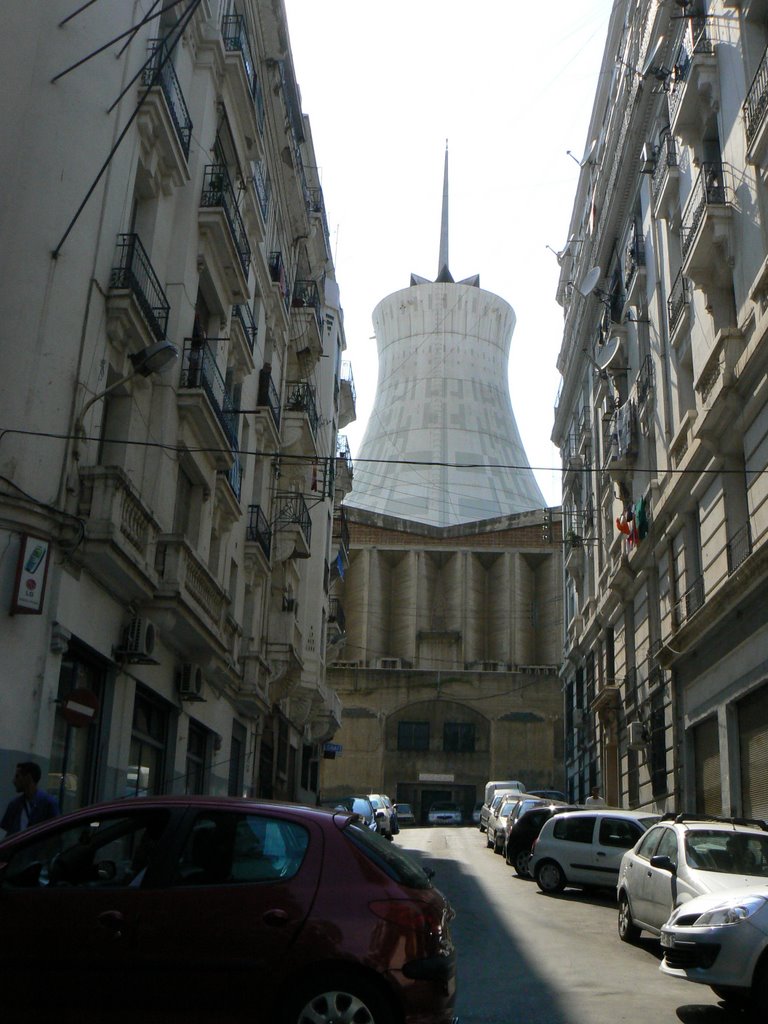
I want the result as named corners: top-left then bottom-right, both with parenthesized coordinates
top-left (323, 152), bottom-right (564, 820)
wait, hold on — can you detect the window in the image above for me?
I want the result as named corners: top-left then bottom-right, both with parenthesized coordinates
top-left (655, 827), bottom-right (679, 867)
top-left (443, 722), bottom-right (475, 753)
top-left (635, 826), bottom-right (663, 861)
top-left (228, 720), bottom-right (246, 797)
top-left (174, 812), bottom-right (309, 885)
top-left (128, 688), bottom-right (170, 797)
top-left (186, 721), bottom-right (209, 795)
top-left (598, 817), bottom-right (643, 849)
top-left (1, 810), bottom-right (171, 889)
top-left (553, 816), bottom-right (596, 844)
top-left (397, 721), bottom-right (429, 751)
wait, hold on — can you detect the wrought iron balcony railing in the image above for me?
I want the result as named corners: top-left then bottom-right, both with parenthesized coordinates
top-left (328, 597), bottom-right (346, 633)
top-left (680, 162), bottom-right (727, 259)
top-left (252, 160), bottom-right (270, 221)
top-left (667, 267), bottom-right (690, 337)
top-left (268, 251), bottom-right (290, 310)
top-left (201, 164), bottom-right (251, 276)
top-left (275, 492), bottom-right (312, 547)
top-left (142, 39), bottom-right (192, 158)
top-left (291, 279), bottom-right (323, 332)
top-left (285, 381), bottom-right (319, 437)
top-left (333, 507), bottom-right (349, 552)
top-left (651, 131), bottom-right (677, 204)
top-left (636, 354), bottom-right (654, 405)
top-left (727, 522), bottom-right (752, 575)
top-left (668, 16), bottom-right (714, 122)
top-left (180, 340), bottom-right (238, 445)
top-left (674, 574), bottom-right (705, 628)
top-left (336, 434), bottom-right (353, 476)
top-left (257, 366), bottom-right (281, 430)
top-left (232, 302), bottom-right (257, 354)
top-left (340, 360), bottom-right (356, 404)
top-left (222, 448), bottom-right (242, 500)
top-left (221, 14), bottom-right (256, 96)
top-left (109, 233), bottom-right (170, 341)
top-left (745, 44), bottom-right (768, 147)
top-left (624, 220), bottom-right (645, 291)
top-left (246, 504), bottom-right (271, 561)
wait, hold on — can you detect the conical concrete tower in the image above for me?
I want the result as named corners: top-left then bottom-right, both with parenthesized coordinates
top-left (346, 147), bottom-right (545, 527)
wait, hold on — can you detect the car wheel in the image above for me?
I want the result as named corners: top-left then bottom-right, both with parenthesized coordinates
top-left (284, 974), bottom-right (396, 1024)
top-left (535, 860), bottom-right (566, 894)
top-left (750, 956), bottom-right (768, 1014)
top-left (514, 848), bottom-right (531, 878)
top-left (494, 836), bottom-right (503, 854)
top-left (617, 894), bottom-right (641, 944)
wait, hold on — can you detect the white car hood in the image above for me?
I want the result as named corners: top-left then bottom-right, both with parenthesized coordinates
top-left (690, 872), bottom-right (768, 897)
top-left (675, 883), bottom-right (768, 915)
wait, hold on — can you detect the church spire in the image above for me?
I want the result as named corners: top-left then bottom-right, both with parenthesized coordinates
top-left (436, 140), bottom-right (453, 283)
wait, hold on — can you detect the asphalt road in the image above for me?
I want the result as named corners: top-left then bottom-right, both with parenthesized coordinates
top-left (396, 825), bottom-right (746, 1024)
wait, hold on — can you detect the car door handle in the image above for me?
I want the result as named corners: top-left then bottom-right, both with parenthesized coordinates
top-left (263, 909), bottom-right (291, 927)
top-left (596, 852), bottom-right (607, 857)
top-left (97, 910), bottom-right (125, 939)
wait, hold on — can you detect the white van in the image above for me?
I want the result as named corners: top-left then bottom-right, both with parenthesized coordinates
top-left (484, 780), bottom-right (526, 807)
top-left (478, 780), bottom-right (527, 832)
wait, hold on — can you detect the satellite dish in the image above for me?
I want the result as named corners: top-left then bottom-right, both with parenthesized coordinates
top-left (595, 338), bottom-right (621, 370)
top-left (580, 139), bottom-right (597, 167)
top-left (577, 266), bottom-right (602, 298)
top-left (641, 37), bottom-right (666, 78)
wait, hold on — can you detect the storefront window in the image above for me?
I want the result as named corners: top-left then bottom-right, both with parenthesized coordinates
top-left (128, 688), bottom-right (169, 797)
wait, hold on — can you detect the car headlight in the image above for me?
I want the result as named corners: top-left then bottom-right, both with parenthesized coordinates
top-left (693, 896), bottom-right (766, 927)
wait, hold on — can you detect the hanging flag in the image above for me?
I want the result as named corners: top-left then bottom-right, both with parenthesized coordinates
top-left (336, 550), bottom-right (344, 580)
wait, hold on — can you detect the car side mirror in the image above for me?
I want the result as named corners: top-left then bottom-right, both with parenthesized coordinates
top-left (650, 854), bottom-right (676, 875)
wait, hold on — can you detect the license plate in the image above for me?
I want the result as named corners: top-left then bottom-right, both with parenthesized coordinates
top-left (660, 932), bottom-right (674, 948)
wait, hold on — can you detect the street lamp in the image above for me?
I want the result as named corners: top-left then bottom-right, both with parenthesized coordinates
top-left (73, 340), bottom-right (178, 455)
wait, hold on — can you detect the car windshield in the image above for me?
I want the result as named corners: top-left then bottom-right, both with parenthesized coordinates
top-left (500, 801), bottom-right (518, 816)
top-left (685, 830), bottom-right (768, 875)
top-left (431, 803), bottom-right (458, 813)
top-left (344, 822), bottom-right (432, 889)
top-left (398, 804), bottom-right (413, 814)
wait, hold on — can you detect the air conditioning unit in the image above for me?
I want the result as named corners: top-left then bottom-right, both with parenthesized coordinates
top-left (177, 663), bottom-right (205, 701)
top-left (116, 617), bottom-right (158, 663)
top-left (628, 721), bottom-right (647, 749)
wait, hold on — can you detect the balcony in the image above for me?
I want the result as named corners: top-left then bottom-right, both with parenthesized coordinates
top-left (331, 507), bottom-right (350, 581)
top-left (561, 433), bottom-right (584, 489)
top-left (673, 573), bottom-right (705, 630)
top-left (693, 327), bottom-right (744, 447)
top-left (177, 340), bottom-right (237, 469)
top-left (744, 42), bottom-right (768, 167)
top-left (251, 159), bottom-right (270, 226)
top-left (328, 597), bottom-right (346, 636)
top-left (335, 434), bottom-right (354, 497)
top-left (107, 233), bottom-right (170, 352)
top-left (254, 365), bottom-right (281, 445)
top-left (281, 381), bottom-right (319, 456)
top-left (727, 522), bottom-right (753, 575)
top-left (273, 493), bottom-right (312, 561)
top-left (623, 220), bottom-right (645, 303)
top-left (667, 268), bottom-right (691, 349)
top-left (308, 186), bottom-right (332, 259)
top-left (680, 163), bottom-right (732, 285)
top-left (198, 164), bottom-right (251, 304)
top-left (564, 530), bottom-right (583, 580)
top-left (136, 40), bottom-right (192, 193)
top-left (668, 18), bottom-right (718, 147)
top-left (290, 280), bottom-right (324, 365)
top-left (216, 449), bottom-right (242, 523)
top-left (603, 400), bottom-right (637, 478)
top-left (76, 466), bottom-right (160, 602)
top-left (636, 354), bottom-right (655, 420)
top-left (651, 131), bottom-right (680, 221)
top-left (154, 536), bottom-right (230, 653)
top-left (268, 251), bottom-right (291, 326)
top-left (229, 302), bottom-right (257, 371)
top-left (245, 503), bottom-right (272, 571)
top-left (220, 13), bottom-right (264, 138)
top-left (338, 360), bottom-right (357, 428)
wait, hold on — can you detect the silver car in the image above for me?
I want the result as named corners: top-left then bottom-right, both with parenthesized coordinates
top-left (486, 796), bottom-right (527, 854)
top-left (617, 815), bottom-right (768, 943)
top-left (660, 885), bottom-right (768, 1013)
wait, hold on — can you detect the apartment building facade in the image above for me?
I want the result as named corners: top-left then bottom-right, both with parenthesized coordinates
top-left (0, 1), bottom-right (353, 813)
top-left (553, 0), bottom-right (768, 813)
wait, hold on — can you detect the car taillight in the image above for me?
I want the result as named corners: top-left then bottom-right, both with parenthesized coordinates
top-left (368, 899), bottom-right (442, 934)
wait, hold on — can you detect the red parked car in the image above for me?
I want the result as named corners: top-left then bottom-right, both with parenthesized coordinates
top-left (0, 796), bottom-right (457, 1024)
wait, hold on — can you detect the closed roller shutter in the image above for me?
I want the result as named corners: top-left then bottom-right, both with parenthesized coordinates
top-left (739, 683), bottom-right (768, 819)
top-left (694, 716), bottom-right (721, 815)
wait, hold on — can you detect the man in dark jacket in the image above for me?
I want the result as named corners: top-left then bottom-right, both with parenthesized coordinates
top-left (1, 761), bottom-right (60, 835)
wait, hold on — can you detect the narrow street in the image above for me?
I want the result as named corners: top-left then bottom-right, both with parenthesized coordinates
top-left (397, 826), bottom-right (738, 1024)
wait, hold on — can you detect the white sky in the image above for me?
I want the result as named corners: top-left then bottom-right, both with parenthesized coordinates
top-left (282, 1), bottom-right (614, 508)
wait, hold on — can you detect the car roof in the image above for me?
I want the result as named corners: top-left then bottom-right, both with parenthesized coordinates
top-left (547, 808), bottom-right (659, 821)
top-left (656, 813), bottom-right (768, 833)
